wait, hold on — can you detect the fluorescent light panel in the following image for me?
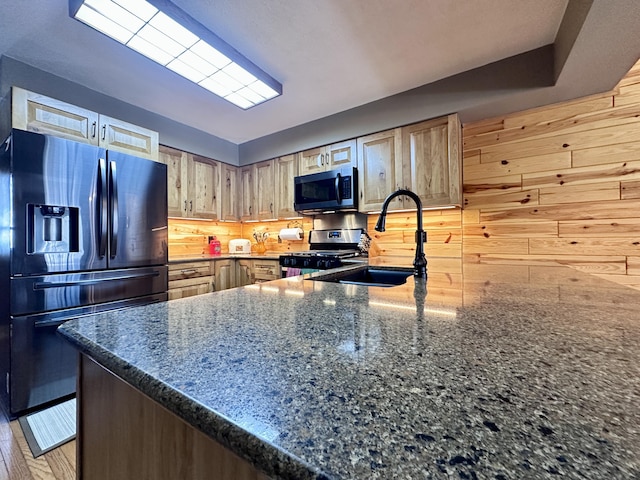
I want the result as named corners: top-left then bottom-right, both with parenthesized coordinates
top-left (70, 0), bottom-right (281, 109)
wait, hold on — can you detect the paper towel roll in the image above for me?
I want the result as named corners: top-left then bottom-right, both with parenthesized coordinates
top-left (279, 228), bottom-right (304, 241)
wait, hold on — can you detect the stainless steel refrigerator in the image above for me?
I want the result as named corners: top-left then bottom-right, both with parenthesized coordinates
top-left (0, 129), bottom-right (168, 418)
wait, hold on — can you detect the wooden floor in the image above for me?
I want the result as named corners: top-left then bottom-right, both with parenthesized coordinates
top-left (0, 408), bottom-right (76, 480)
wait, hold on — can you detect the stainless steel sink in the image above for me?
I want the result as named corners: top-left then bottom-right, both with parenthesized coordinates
top-left (309, 266), bottom-right (413, 287)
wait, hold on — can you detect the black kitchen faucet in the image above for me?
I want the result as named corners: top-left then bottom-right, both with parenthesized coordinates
top-left (374, 189), bottom-right (427, 278)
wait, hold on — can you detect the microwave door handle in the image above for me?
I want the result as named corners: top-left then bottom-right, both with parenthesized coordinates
top-left (98, 158), bottom-right (108, 258)
top-left (335, 173), bottom-right (342, 204)
top-left (109, 160), bottom-right (118, 258)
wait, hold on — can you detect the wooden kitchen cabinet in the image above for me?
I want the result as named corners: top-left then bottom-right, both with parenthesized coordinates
top-left (11, 87), bottom-right (159, 160)
top-left (160, 145), bottom-right (187, 217)
top-left (240, 160), bottom-right (276, 221)
top-left (214, 259), bottom-right (237, 291)
top-left (401, 114), bottom-right (461, 207)
top-left (357, 128), bottom-right (403, 212)
top-left (239, 165), bottom-right (254, 221)
top-left (221, 164), bottom-right (239, 221)
top-left (298, 139), bottom-right (356, 175)
top-left (168, 262), bottom-right (215, 300)
top-left (236, 259), bottom-right (253, 287)
top-left (161, 146), bottom-right (221, 220)
top-left (275, 153), bottom-right (299, 218)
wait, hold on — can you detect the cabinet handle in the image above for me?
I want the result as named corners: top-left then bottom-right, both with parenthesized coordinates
top-left (227, 177), bottom-right (231, 187)
top-left (189, 200), bottom-right (193, 212)
top-left (320, 153), bottom-right (324, 166)
top-left (91, 121), bottom-right (97, 138)
top-left (181, 269), bottom-right (197, 275)
top-left (270, 202), bottom-right (273, 213)
top-left (249, 205), bottom-right (252, 215)
top-left (184, 200), bottom-right (187, 212)
top-left (101, 124), bottom-right (106, 141)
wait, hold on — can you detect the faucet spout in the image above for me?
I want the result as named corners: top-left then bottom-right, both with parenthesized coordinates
top-left (374, 189), bottom-right (427, 278)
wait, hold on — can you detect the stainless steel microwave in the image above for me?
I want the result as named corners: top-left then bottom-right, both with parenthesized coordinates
top-left (294, 166), bottom-right (358, 214)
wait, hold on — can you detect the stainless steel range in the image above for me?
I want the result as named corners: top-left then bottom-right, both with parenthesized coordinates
top-left (279, 228), bottom-right (367, 270)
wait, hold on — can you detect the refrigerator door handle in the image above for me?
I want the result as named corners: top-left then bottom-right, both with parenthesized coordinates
top-left (109, 160), bottom-right (119, 258)
top-left (33, 270), bottom-right (161, 290)
top-left (98, 158), bottom-right (108, 258)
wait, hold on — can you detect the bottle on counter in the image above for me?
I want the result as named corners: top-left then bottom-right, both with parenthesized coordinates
top-left (209, 236), bottom-right (222, 256)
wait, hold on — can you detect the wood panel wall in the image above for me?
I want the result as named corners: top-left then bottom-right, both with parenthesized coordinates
top-left (168, 218), bottom-right (313, 256)
top-left (462, 59), bottom-right (640, 290)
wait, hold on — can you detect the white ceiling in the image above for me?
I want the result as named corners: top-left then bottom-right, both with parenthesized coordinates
top-left (0, 0), bottom-right (638, 146)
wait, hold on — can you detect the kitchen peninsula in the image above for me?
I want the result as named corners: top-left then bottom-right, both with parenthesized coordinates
top-left (58, 261), bottom-right (640, 479)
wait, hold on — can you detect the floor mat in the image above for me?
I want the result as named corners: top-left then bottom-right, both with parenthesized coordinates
top-left (18, 398), bottom-right (76, 458)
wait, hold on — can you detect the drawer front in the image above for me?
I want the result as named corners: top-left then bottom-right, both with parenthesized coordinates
top-left (253, 261), bottom-right (280, 281)
top-left (168, 262), bottom-right (213, 282)
top-left (168, 275), bottom-right (214, 300)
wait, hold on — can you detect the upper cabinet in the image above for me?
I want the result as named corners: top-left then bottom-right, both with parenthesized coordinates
top-left (356, 114), bottom-right (462, 212)
top-left (298, 139), bottom-right (356, 175)
top-left (240, 160), bottom-right (277, 221)
top-left (221, 163), bottom-right (239, 221)
top-left (357, 128), bottom-right (403, 212)
top-left (11, 87), bottom-right (159, 161)
top-left (274, 153), bottom-right (299, 219)
top-left (160, 145), bottom-right (221, 220)
top-left (401, 114), bottom-right (461, 207)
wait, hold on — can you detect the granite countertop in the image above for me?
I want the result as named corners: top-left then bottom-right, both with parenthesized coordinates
top-left (58, 262), bottom-right (640, 479)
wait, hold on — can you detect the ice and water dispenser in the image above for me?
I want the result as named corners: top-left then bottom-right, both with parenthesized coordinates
top-left (27, 204), bottom-right (80, 254)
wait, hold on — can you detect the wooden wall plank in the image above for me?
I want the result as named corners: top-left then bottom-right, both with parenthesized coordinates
top-left (621, 180), bottom-right (640, 199)
top-left (479, 198), bottom-right (640, 222)
top-left (572, 141), bottom-right (640, 167)
top-left (529, 238), bottom-right (640, 256)
top-left (463, 222), bottom-right (558, 238)
top-left (463, 238), bottom-right (529, 255)
top-left (627, 257), bottom-right (640, 275)
top-left (463, 253), bottom-right (626, 274)
top-left (466, 152), bottom-right (571, 178)
top-left (463, 174), bottom-right (522, 196)
top-left (464, 189), bottom-right (538, 210)
top-left (523, 160), bottom-right (640, 189)
top-left (558, 217), bottom-right (640, 237)
top-left (463, 149), bottom-right (481, 165)
top-left (538, 182), bottom-right (620, 205)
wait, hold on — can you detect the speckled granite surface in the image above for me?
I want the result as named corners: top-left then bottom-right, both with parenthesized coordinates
top-left (58, 263), bottom-right (640, 479)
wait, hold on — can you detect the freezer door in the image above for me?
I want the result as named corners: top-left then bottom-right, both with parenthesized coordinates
top-left (10, 292), bottom-right (167, 416)
top-left (11, 266), bottom-right (168, 316)
top-left (8, 129), bottom-right (107, 275)
top-left (107, 151), bottom-right (168, 269)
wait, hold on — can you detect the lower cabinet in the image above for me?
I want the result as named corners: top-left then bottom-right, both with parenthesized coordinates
top-left (169, 259), bottom-right (282, 300)
top-left (214, 259), bottom-right (237, 291)
top-left (168, 262), bottom-right (214, 300)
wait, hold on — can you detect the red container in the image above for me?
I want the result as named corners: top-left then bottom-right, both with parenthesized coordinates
top-left (209, 236), bottom-right (221, 256)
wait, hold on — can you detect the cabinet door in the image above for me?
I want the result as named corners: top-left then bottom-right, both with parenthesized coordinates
top-left (357, 128), bottom-right (403, 212)
top-left (327, 139), bottom-right (356, 170)
top-left (159, 146), bottom-right (188, 217)
top-left (12, 87), bottom-right (99, 145)
top-left (221, 164), bottom-right (239, 221)
top-left (239, 166), bottom-right (254, 221)
top-left (214, 260), bottom-right (236, 291)
top-left (275, 153), bottom-right (298, 218)
top-left (253, 260), bottom-right (280, 282)
top-left (189, 154), bottom-right (221, 219)
top-left (402, 114), bottom-right (461, 207)
top-left (98, 114), bottom-right (160, 161)
top-left (254, 160), bottom-right (276, 220)
top-left (236, 260), bottom-right (253, 286)
top-left (298, 146), bottom-right (325, 175)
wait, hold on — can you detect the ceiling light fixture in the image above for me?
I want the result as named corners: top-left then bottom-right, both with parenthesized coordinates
top-left (69, 0), bottom-right (282, 109)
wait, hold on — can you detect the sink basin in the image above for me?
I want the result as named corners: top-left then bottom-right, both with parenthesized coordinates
top-left (310, 267), bottom-right (413, 287)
